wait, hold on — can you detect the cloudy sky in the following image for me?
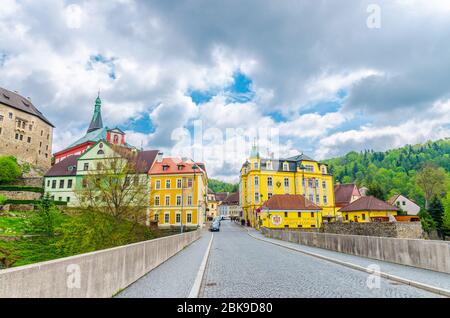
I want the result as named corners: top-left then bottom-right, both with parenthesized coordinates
top-left (1, 0), bottom-right (450, 182)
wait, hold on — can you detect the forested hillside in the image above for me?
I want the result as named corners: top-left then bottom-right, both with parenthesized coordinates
top-left (324, 138), bottom-right (450, 208)
top-left (208, 179), bottom-right (239, 193)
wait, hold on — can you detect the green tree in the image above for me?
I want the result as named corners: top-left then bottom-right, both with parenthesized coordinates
top-left (441, 192), bottom-right (450, 238)
top-left (428, 196), bottom-right (444, 236)
top-left (0, 156), bottom-right (22, 184)
top-left (0, 194), bottom-right (6, 205)
top-left (28, 193), bottom-right (64, 237)
top-left (418, 209), bottom-right (436, 233)
top-left (416, 163), bottom-right (447, 209)
top-left (366, 183), bottom-right (386, 200)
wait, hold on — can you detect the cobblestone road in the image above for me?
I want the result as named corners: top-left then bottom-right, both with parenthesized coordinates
top-left (199, 222), bottom-right (441, 298)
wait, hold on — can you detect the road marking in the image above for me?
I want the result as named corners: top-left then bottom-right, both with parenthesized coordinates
top-left (188, 233), bottom-right (214, 298)
top-left (246, 229), bottom-right (450, 297)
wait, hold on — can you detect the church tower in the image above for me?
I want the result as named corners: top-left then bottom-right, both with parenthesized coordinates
top-left (87, 94), bottom-right (103, 133)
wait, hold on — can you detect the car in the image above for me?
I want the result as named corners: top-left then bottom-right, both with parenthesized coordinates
top-left (210, 221), bottom-right (220, 232)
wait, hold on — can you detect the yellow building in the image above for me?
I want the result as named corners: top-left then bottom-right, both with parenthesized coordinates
top-left (339, 196), bottom-right (399, 222)
top-left (260, 194), bottom-right (322, 229)
top-left (240, 146), bottom-right (336, 228)
top-left (148, 157), bottom-right (208, 229)
top-left (206, 189), bottom-right (220, 220)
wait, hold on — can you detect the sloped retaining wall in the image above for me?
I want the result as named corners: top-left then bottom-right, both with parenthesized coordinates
top-left (261, 228), bottom-right (450, 274)
top-left (0, 230), bottom-right (201, 297)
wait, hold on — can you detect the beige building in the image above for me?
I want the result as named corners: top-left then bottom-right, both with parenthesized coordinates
top-left (0, 87), bottom-right (54, 169)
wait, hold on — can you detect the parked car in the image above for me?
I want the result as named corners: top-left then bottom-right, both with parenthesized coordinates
top-left (210, 221), bottom-right (220, 232)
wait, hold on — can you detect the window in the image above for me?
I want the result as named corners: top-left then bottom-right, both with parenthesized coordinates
top-left (267, 161), bottom-right (273, 170)
top-left (9, 113), bottom-right (13, 119)
top-left (165, 179), bottom-right (171, 189)
top-left (187, 178), bottom-right (193, 188)
top-left (15, 133), bottom-right (19, 140)
top-left (254, 162), bottom-right (258, 169)
top-left (362, 214), bottom-right (366, 220)
top-left (305, 164), bottom-right (314, 172)
top-left (268, 193), bottom-right (273, 199)
top-left (321, 166), bottom-right (327, 174)
top-left (298, 212), bottom-right (301, 217)
top-left (255, 192), bottom-right (260, 203)
top-left (155, 213), bottom-right (159, 222)
top-left (155, 196), bottom-right (160, 206)
top-left (67, 197), bottom-right (70, 203)
top-left (47, 180), bottom-right (50, 187)
top-left (83, 163), bottom-right (89, 171)
top-left (316, 195), bottom-right (320, 204)
top-left (267, 177), bottom-right (273, 187)
top-left (40, 130), bottom-right (43, 136)
top-left (51, 195), bottom-right (55, 201)
top-left (19, 134), bottom-right (23, 141)
top-left (27, 137), bottom-right (31, 143)
top-left (176, 213), bottom-right (181, 223)
top-left (284, 212), bottom-right (288, 218)
top-left (308, 179), bottom-right (313, 187)
top-left (29, 124), bottom-right (32, 131)
top-left (155, 180), bottom-right (161, 189)
top-left (51, 180), bottom-right (56, 189)
top-left (0, 128), bottom-right (2, 135)
top-left (164, 213), bottom-right (170, 223)
top-left (177, 165), bottom-right (184, 171)
top-left (322, 181), bottom-right (327, 189)
top-left (323, 195), bottom-right (328, 205)
top-left (311, 212), bottom-right (314, 218)
top-left (187, 195), bottom-right (193, 206)
top-left (254, 176), bottom-right (259, 186)
top-left (176, 195), bottom-right (181, 206)
top-left (315, 179), bottom-right (319, 188)
top-left (0, 115), bottom-right (3, 121)
top-left (177, 179), bottom-right (182, 188)
top-left (309, 194), bottom-right (314, 202)
top-left (162, 165), bottom-right (169, 171)
top-left (284, 177), bottom-right (289, 188)
top-left (68, 179), bottom-right (73, 188)
top-left (283, 163), bottom-right (289, 171)
top-left (97, 150), bottom-right (104, 155)
top-left (187, 213), bottom-right (192, 223)
top-left (165, 195), bottom-right (170, 206)
top-left (58, 197), bottom-right (62, 201)
top-left (402, 201), bottom-right (406, 206)
top-left (345, 214), bottom-right (349, 221)
top-left (59, 180), bottom-right (64, 189)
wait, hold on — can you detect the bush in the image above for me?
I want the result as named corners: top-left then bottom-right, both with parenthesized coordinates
top-left (4, 199), bottom-right (67, 206)
top-left (0, 194), bottom-right (6, 205)
top-left (21, 162), bottom-right (31, 174)
top-left (0, 185), bottom-right (44, 193)
top-left (418, 209), bottom-right (437, 233)
top-left (0, 156), bottom-right (22, 184)
top-left (27, 194), bottom-right (65, 237)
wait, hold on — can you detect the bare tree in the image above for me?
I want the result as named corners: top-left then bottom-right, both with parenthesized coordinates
top-left (75, 146), bottom-right (151, 225)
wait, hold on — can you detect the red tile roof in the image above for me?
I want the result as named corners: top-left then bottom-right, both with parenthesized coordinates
top-left (262, 194), bottom-right (321, 211)
top-left (149, 158), bottom-right (206, 175)
top-left (340, 196), bottom-right (399, 212)
top-left (45, 155), bottom-right (80, 177)
top-left (334, 184), bottom-right (361, 207)
top-left (223, 192), bottom-right (240, 205)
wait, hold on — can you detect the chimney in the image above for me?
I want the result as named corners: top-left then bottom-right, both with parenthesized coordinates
top-left (156, 152), bottom-right (163, 163)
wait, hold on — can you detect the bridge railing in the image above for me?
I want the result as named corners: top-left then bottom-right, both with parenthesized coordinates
top-left (0, 229), bottom-right (201, 298)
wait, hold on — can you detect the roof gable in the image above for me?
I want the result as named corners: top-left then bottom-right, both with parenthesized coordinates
top-left (340, 196), bottom-right (399, 212)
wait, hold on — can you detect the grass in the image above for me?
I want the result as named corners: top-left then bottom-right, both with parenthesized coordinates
top-left (0, 217), bottom-right (29, 236)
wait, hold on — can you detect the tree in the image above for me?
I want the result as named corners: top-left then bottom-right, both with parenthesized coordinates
top-left (416, 163), bottom-right (448, 209)
top-left (28, 193), bottom-right (64, 237)
top-left (366, 182), bottom-right (386, 200)
top-left (0, 194), bottom-right (6, 205)
top-left (441, 192), bottom-right (450, 238)
top-left (418, 209), bottom-right (436, 234)
top-left (428, 196), bottom-right (444, 236)
top-left (75, 146), bottom-right (150, 224)
top-left (0, 156), bottom-right (22, 184)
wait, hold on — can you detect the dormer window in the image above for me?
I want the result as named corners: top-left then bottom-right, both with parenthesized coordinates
top-left (283, 162), bottom-right (289, 171)
top-left (254, 162), bottom-right (258, 169)
top-left (162, 165), bottom-right (169, 171)
top-left (177, 164), bottom-right (185, 171)
top-left (97, 150), bottom-right (104, 155)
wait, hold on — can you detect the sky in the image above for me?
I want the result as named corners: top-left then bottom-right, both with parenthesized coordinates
top-left (1, 0), bottom-right (450, 182)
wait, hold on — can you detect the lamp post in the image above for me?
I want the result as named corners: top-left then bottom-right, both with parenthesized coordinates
top-left (191, 163), bottom-right (199, 230)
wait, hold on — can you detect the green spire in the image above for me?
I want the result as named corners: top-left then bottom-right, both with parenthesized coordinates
top-left (87, 93), bottom-right (104, 133)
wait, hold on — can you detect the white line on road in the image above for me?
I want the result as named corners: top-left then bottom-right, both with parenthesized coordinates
top-left (188, 233), bottom-right (214, 298)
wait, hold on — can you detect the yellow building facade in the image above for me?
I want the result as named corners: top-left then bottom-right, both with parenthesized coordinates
top-left (339, 196), bottom-right (399, 223)
top-left (240, 148), bottom-right (336, 228)
top-left (148, 158), bottom-right (208, 229)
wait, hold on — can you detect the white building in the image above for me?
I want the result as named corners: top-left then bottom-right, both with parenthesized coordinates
top-left (388, 194), bottom-right (420, 215)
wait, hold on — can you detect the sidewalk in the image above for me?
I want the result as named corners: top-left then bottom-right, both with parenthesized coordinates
top-left (247, 228), bottom-right (450, 294)
top-left (116, 231), bottom-right (212, 298)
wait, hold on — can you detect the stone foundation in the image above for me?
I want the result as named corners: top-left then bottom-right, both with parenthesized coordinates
top-left (322, 222), bottom-right (423, 239)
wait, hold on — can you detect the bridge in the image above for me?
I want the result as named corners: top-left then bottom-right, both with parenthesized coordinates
top-left (1, 222), bottom-right (449, 298)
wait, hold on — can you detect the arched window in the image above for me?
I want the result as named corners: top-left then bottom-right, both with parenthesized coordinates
top-left (97, 150), bottom-right (104, 155)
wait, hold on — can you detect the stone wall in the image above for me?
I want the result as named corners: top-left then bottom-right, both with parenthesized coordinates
top-left (13, 177), bottom-right (44, 187)
top-left (0, 229), bottom-right (201, 297)
top-left (322, 222), bottom-right (423, 239)
top-left (261, 228), bottom-right (450, 274)
top-left (0, 191), bottom-right (41, 201)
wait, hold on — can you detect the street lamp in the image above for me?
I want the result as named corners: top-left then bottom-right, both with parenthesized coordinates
top-left (191, 163), bottom-right (199, 230)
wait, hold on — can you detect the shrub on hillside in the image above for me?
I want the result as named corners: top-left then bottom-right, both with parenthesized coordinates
top-left (0, 156), bottom-right (22, 184)
top-left (0, 194), bottom-right (6, 205)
